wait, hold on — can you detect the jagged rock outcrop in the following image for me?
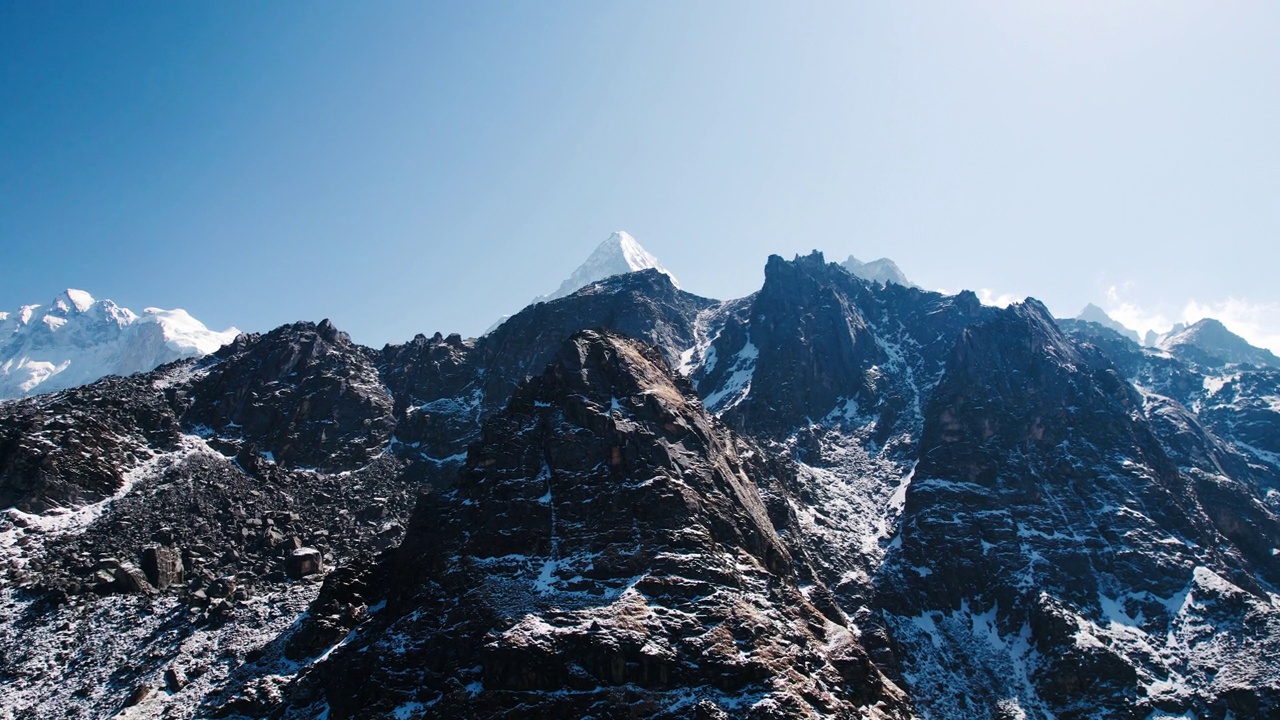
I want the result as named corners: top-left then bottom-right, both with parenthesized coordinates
top-left (478, 269), bottom-right (714, 412)
top-left (283, 330), bottom-right (911, 719)
top-left (378, 331), bottom-right (481, 463)
top-left (176, 320), bottom-right (396, 471)
top-left (716, 253), bottom-right (888, 436)
top-left (1059, 310), bottom-right (1280, 494)
top-left (3, 251), bottom-right (1280, 720)
top-left (695, 252), bottom-right (989, 443)
top-left (369, 270), bottom-right (716, 472)
top-left (686, 253), bottom-right (993, 625)
top-left (879, 300), bottom-right (1280, 719)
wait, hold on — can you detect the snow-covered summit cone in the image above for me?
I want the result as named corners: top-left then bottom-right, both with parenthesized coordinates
top-left (841, 254), bottom-right (915, 287)
top-left (484, 231), bottom-right (679, 334)
top-left (0, 289), bottom-right (239, 399)
top-left (542, 230), bottom-right (678, 303)
top-left (1157, 317), bottom-right (1280, 368)
top-left (1075, 303), bottom-right (1141, 343)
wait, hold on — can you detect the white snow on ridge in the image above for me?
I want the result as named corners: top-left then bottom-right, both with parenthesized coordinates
top-left (139, 306), bottom-right (237, 356)
top-left (542, 231), bottom-right (679, 304)
top-left (0, 289), bottom-right (239, 399)
top-left (485, 230), bottom-right (679, 335)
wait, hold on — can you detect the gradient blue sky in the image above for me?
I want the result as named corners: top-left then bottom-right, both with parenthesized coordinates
top-left (3, 2), bottom-right (1278, 349)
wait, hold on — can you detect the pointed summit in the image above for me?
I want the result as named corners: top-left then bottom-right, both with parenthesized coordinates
top-left (542, 231), bottom-right (678, 303)
top-left (54, 289), bottom-right (96, 313)
top-left (1076, 303), bottom-right (1140, 343)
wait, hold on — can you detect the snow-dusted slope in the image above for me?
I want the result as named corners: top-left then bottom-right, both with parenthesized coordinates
top-left (0, 290), bottom-right (238, 399)
top-left (542, 230), bottom-right (678, 303)
top-left (1158, 317), bottom-right (1280, 368)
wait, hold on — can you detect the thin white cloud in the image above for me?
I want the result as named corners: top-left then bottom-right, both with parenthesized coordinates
top-left (1102, 284), bottom-right (1280, 354)
top-left (977, 288), bottom-right (1022, 308)
top-left (1102, 285), bottom-right (1173, 341)
top-left (1182, 298), bottom-right (1280, 355)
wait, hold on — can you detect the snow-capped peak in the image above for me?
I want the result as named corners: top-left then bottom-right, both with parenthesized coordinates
top-left (139, 307), bottom-right (236, 356)
top-left (483, 231), bottom-right (680, 335)
top-left (543, 231), bottom-right (679, 303)
top-left (0, 290), bottom-right (239, 398)
top-left (55, 289), bottom-right (96, 313)
top-left (611, 231), bottom-right (666, 273)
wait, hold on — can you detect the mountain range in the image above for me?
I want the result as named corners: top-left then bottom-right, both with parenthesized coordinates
top-left (1, 235), bottom-right (1279, 720)
top-left (0, 290), bottom-right (237, 400)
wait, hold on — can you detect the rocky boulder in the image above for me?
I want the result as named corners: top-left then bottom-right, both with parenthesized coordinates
top-left (140, 545), bottom-right (183, 590)
top-left (286, 547), bottom-right (323, 579)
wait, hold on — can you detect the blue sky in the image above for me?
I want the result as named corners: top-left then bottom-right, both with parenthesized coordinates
top-left (3, 2), bottom-right (1278, 349)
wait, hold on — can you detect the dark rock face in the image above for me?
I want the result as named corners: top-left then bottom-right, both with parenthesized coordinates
top-left (685, 253), bottom-right (995, 627)
top-left (698, 252), bottom-right (990, 444)
top-left (476, 269), bottom-right (715, 412)
top-left (1199, 369), bottom-right (1280, 458)
top-left (177, 320), bottom-right (396, 471)
top-left (1057, 318), bottom-right (1150, 376)
top-left (287, 331), bottom-right (910, 719)
top-left (720, 253), bottom-right (887, 437)
top-left (4, 254), bottom-right (1280, 720)
top-left (378, 331), bottom-right (481, 463)
top-left (898, 301), bottom-right (1200, 604)
top-left (0, 374), bottom-right (181, 512)
top-left (367, 269), bottom-right (715, 473)
top-left (880, 300), bottom-right (1280, 719)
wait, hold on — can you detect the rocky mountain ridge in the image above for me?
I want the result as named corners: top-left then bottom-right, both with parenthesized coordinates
top-left (284, 330), bottom-right (911, 719)
top-left (2, 251), bottom-right (1279, 719)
